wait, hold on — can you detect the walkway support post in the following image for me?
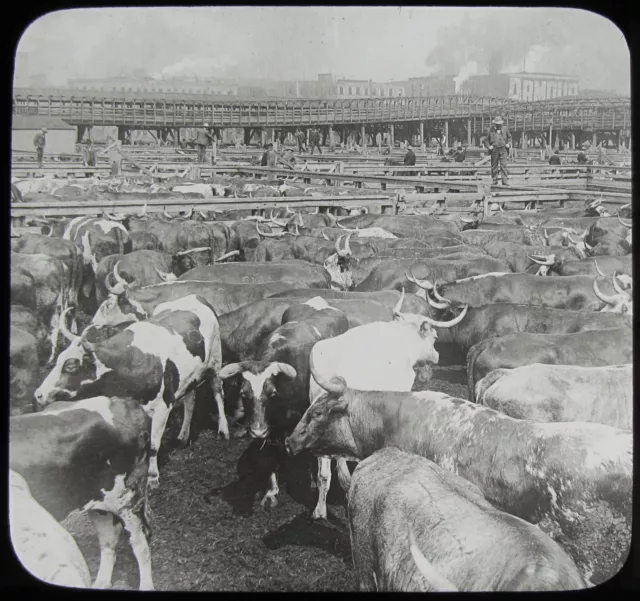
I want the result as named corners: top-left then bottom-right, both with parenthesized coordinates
top-left (389, 124), bottom-right (395, 149)
top-left (443, 120), bottom-right (449, 149)
top-left (360, 124), bottom-right (366, 148)
top-left (419, 122), bottom-right (425, 150)
top-left (467, 118), bottom-right (472, 146)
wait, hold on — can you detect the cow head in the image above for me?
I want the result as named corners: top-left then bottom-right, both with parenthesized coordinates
top-left (459, 216), bottom-right (480, 231)
top-left (392, 288), bottom-right (468, 365)
top-left (284, 351), bottom-right (354, 458)
top-left (218, 361), bottom-right (297, 439)
top-left (593, 276), bottom-right (633, 315)
top-left (324, 233), bottom-right (354, 291)
top-left (93, 264), bottom-right (148, 327)
top-left (34, 309), bottom-right (122, 408)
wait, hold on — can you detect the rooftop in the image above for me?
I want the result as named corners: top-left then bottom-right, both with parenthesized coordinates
top-left (12, 115), bottom-right (75, 130)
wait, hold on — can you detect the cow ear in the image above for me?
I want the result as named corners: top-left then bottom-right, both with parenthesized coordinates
top-left (419, 322), bottom-right (435, 337)
top-left (219, 363), bottom-right (244, 379)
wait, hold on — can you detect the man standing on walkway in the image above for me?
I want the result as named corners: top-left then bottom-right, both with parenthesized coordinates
top-left (309, 128), bottom-right (323, 155)
top-left (34, 128), bottom-right (47, 168)
top-left (261, 142), bottom-right (278, 167)
top-left (195, 123), bottom-right (215, 163)
top-left (487, 116), bottom-right (512, 186)
top-left (403, 145), bottom-right (416, 166)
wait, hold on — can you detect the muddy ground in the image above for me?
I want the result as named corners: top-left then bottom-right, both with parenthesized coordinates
top-left (62, 367), bottom-right (467, 592)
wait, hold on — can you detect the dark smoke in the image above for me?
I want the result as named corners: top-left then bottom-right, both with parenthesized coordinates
top-left (425, 9), bottom-right (629, 93)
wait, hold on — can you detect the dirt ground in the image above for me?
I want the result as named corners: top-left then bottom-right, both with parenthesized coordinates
top-left (62, 367), bottom-right (468, 592)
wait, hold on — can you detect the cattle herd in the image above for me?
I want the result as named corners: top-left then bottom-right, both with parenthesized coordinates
top-left (9, 180), bottom-right (633, 591)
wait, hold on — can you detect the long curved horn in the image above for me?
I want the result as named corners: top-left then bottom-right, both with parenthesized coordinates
top-left (286, 206), bottom-right (295, 215)
top-left (543, 229), bottom-right (549, 241)
top-left (312, 206), bottom-right (319, 214)
top-left (176, 246), bottom-right (214, 255)
top-left (459, 216), bottom-right (477, 223)
top-left (584, 240), bottom-right (593, 251)
top-left (618, 215), bottom-right (632, 228)
top-left (113, 261), bottom-right (133, 288)
top-left (593, 278), bottom-right (618, 304)
top-left (409, 527), bottom-right (458, 592)
top-left (309, 348), bottom-right (346, 395)
top-left (322, 229), bottom-right (331, 241)
top-left (199, 210), bottom-right (208, 219)
top-left (431, 283), bottom-right (449, 304)
top-left (594, 260), bottom-right (607, 277)
top-left (421, 304), bottom-right (469, 328)
top-left (527, 254), bottom-right (555, 266)
top-left (335, 234), bottom-right (345, 256)
top-left (104, 270), bottom-right (126, 296)
top-left (59, 307), bottom-right (79, 342)
top-left (180, 206), bottom-right (194, 220)
top-left (343, 232), bottom-right (353, 256)
top-left (406, 268), bottom-right (434, 290)
top-left (256, 223), bottom-right (281, 238)
top-left (393, 287), bottom-right (406, 318)
top-left (154, 266), bottom-right (176, 282)
top-left (215, 250), bottom-right (240, 262)
top-left (163, 207), bottom-right (174, 220)
top-left (612, 273), bottom-right (631, 299)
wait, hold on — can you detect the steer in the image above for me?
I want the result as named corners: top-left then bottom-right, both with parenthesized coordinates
top-left (178, 261), bottom-right (331, 288)
top-left (348, 448), bottom-right (586, 592)
top-left (305, 289), bottom-right (468, 520)
top-left (33, 295), bottom-right (228, 489)
top-left (466, 327), bottom-right (633, 402)
top-left (285, 385), bottom-right (631, 585)
top-left (218, 298), bottom-right (350, 507)
top-left (10, 396), bottom-right (153, 589)
top-left (10, 470), bottom-right (91, 589)
top-left (418, 273), bottom-right (622, 311)
top-left (92, 279), bottom-right (297, 327)
top-left (10, 326), bottom-right (40, 416)
top-left (476, 363), bottom-right (632, 430)
top-left (426, 303), bottom-right (632, 355)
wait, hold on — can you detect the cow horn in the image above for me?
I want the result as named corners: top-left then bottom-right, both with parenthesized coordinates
top-left (421, 303), bottom-right (468, 328)
top-left (154, 266), bottom-right (177, 282)
top-left (431, 283), bottom-right (449, 304)
top-left (499, 204), bottom-right (505, 213)
top-left (137, 203), bottom-right (148, 218)
top-left (322, 229), bottom-right (331, 241)
top-left (543, 229), bottom-right (549, 241)
top-left (584, 240), bottom-right (593, 251)
top-left (566, 233), bottom-right (579, 245)
top-left (594, 260), bottom-right (607, 277)
top-left (181, 206), bottom-right (194, 220)
top-left (592, 278), bottom-right (618, 304)
top-left (393, 288), bottom-right (406, 318)
top-left (59, 307), bottom-right (80, 342)
top-left (409, 527), bottom-right (458, 592)
top-left (286, 206), bottom-right (295, 214)
top-left (113, 261), bottom-right (134, 288)
top-left (256, 223), bottom-right (280, 238)
top-left (176, 246), bottom-right (213, 255)
top-left (527, 254), bottom-right (555, 266)
top-left (312, 206), bottom-right (319, 214)
top-left (459, 216), bottom-right (476, 223)
top-left (163, 207), bottom-right (174, 220)
top-left (199, 210), bottom-right (208, 219)
top-left (618, 215), bottom-right (632, 228)
top-left (406, 267), bottom-right (434, 290)
top-left (215, 250), bottom-right (240, 262)
top-left (612, 273), bottom-right (631, 299)
top-left (104, 270), bottom-right (126, 296)
top-left (309, 349), bottom-right (346, 396)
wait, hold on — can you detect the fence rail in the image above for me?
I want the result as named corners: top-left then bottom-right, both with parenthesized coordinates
top-left (13, 88), bottom-right (631, 132)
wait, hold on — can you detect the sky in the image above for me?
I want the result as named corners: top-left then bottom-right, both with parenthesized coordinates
top-left (16, 7), bottom-right (630, 93)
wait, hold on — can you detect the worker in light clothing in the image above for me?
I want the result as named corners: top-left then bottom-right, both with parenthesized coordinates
top-left (376, 132), bottom-right (382, 153)
top-left (34, 128), bottom-right (47, 167)
top-left (109, 141), bottom-right (123, 177)
top-left (487, 116), bottom-right (512, 186)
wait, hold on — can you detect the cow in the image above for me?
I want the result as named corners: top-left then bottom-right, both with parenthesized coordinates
top-left (537, 255), bottom-right (632, 278)
top-left (285, 385), bottom-right (631, 585)
top-left (417, 273), bottom-right (623, 311)
top-left (9, 470), bottom-right (92, 589)
top-left (12, 233), bottom-right (84, 311)
top-left (426, 303), bottom-right (632, 356)
top-left (466, 327), bottom-right (633, 402)
top-left (461, 228), bottom-right (546, 247)
top-left (10, 326), bottom-right (39, 416)
top-left (11, 252), bottom-right (70, 363)
top-left (178, 261), bottom-right (331, 289)
top-left (218, 298), bottom-right (350, 507)
top-left (592, 276), bottom-right (632, 314)
top-left (355, 257), bottom-right (511, 292)
top-left (476, 363), bottom-right (632, 430)
top-left (10, 396), bottom-right (153, 589)
top-left (33, 294), bottom-right (228, 489)
top-left (348, 448), bottom-right (586, 592)
top-left (92, 279), bottom-right (299, 327)
top-left (304, 289), bottom-right (468, 520)
top-left (482, 241), bottom-right (583, 272)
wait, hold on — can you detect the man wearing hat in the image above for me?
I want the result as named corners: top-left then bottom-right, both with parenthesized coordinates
top-left (403, 144), bottom-right (416, 166)
top-left (194, 123), bottom-right (215, 163)
top-left (487, 116), bottom-right (512, 186)
top-left (34, 127), bottom-right (47, 168)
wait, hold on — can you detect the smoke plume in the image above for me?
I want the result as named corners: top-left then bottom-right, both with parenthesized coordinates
top-left (453, 61), bottom-right (478, 92)
top-left (425, 9), bottom-right (629, 94)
